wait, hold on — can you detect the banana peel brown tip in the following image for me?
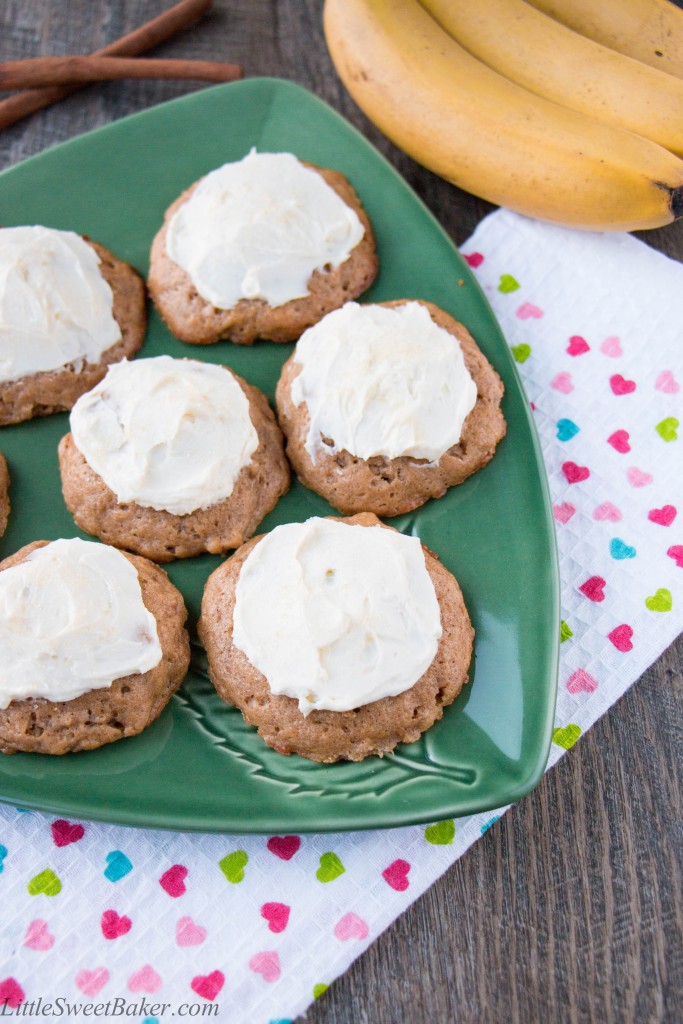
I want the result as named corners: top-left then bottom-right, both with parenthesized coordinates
top-left (671, 185), bottom-right (683, 220)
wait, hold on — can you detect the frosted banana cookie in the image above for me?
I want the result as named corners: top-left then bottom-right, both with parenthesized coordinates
top-left (148, 150), bottom-right (378, 345)
top-left (0, 537), bottom-right (190, 754)
top-left (275, 299), bottom-right (507, 516)
top-left (58, 355), bottom-right (290, 562)
top-left (0, 226), bottom-right (146, 426)
top-left (0, 453), bottom-right (8, 537)
top-left (199, 513), bottom-right (474, 763)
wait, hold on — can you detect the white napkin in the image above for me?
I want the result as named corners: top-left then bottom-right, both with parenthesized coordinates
top-left (0, 210), bottom-right (681, 1024)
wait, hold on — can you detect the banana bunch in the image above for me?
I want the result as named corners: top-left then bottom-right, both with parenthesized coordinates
top-left (323, 0), bottom-right (683, 231)
top-left (527, 0), bottom-right (683, 78)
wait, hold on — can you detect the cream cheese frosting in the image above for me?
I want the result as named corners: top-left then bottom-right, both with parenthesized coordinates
top-left (0, 226), bottom-right (121, 385)
top-left (70, 356), bottom-right (260, 516)
top-left (165, 150), bottom-right (365, 309)
top-left (0, 538), bottom-right (162, 709)
top-left (290, 301), bottom-right (478, 463)
top-left (232, 518), bottom-right (442, 715)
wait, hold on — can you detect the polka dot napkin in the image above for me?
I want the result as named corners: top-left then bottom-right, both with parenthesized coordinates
top-left (1, 210), bottom-right (681, 1024)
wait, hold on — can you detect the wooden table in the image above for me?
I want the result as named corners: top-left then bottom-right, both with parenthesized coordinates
top-left (1, 3), bottom-right (681, 1021)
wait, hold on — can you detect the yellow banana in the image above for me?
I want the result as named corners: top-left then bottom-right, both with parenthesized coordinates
top-left (323, 0), bottom-right (683, 231)
top-left (527, 0), bottom-right (683, 80)
top-left (420, 0), bottom-right (683, 157)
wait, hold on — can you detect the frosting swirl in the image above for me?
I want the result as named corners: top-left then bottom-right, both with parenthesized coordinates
top-left (166, 150), bottom-right (365, 309)
top-left (290, 301), bottom-right (478, 463)
top-left (70, 356), bottom-right (260, 516)
top-left (232, 518), bottom-right (442, 715)
top-left (0, 226), bottom-right (120, 385)
top-left (0, 538), bottom-right (162, 709)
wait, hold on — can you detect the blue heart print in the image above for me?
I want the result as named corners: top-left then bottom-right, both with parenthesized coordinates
top-left (556, 418), bottom-right (580, 442)
top-left (610, 538), bottom-right (636, 560)
top-left (104, 850), bottom-right (133, 882)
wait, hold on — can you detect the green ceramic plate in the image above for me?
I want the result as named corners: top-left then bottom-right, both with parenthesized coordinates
top-left (0, 78), bottom-right (559, 832)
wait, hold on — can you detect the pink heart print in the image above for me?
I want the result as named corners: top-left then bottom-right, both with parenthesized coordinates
top-left (655, 370), bottom-right (679, 393)
top-left (593, 501), bottom-right (626, 524)
top-left (190, 971), bottom-right (224, 1001)
top-left (249, 951), bottom-right (281, 983)
top-left (176, 916), bottom-right (207, 947)
top-left (0, 979), bottom-right (25, 1010)
top-left (579, 576), bottom-right (606, 602)
top-left (334, 913), bottom-right (369, 941)
top-left (648, 505), bottom-right (677, 526)
top-left (608, 624), bottom-right (634, 652)
top-left (567, 335), bottom-right (590, 356)
top-left (100, 910), bottom-right (131, 940)
top-left (261, 902), bottom-right (290, 934)
top-left (610, 374), bottom-right (636, 395)
top-left (607, 430), bottom-right (630, 453)
top-left (266, 835), bottom-right (301, 860)
top-left (127, 965), bottom-right (161, 994)
top-left (463, 252), bottom-right (484, 268)
top-left (23, 920), bottom-right (54, 951)
top-left (516, 301), bottom-right (543, 319)
top-left (627, 467), bottom-right (653, 488)
top-left (382, 859), bottom-right (411, 891)
top-left (553, 502), bottom-right (576, 524)
top-left (562, 461), bottom-right (590, 484)
top-left (551, 372), bottom-right (574, 394)
top-left (667, 545), bottom-right (683, 568)
top-left (566, 669), bottom-right (598, 694)
top-left (51, 819), bottom-right (84, 847)
top-left (600, 336), bottom-right (623, 357)
top-left (593, 502), bottom-right (622, 522)
top-left (75, 969), bottom-right (109, 998)
top-left (159, 864), bottom-right (187, 897)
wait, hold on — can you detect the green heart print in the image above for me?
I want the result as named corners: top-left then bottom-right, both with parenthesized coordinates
top-left (425, 819), bottom-right (455, 845)
top-left (645, 588), bottom-right (672, 612)
top-left (498, 273), bottom-right (520, 293)
top-left (552, 724), bottom-right (581, 750)
top-left (316, 852), bottom-right (345, 883)
top-left (28, 868), bottom-right (62, 897)
top-left (655, 417), bottom-right (679, 442)
top-left (511, 343), bottom-right (531, 363)
top-left (218, 850), bottom-right (248, 884)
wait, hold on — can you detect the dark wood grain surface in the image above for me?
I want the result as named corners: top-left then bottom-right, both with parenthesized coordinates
top-left (0, 3), bottom-right (681, 1022)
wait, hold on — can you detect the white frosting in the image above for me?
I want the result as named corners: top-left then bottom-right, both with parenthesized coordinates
top-left (165, 150), bottom-right (365, 309)
top-left (0, 226), bottom-right (121, 385)
top-left (232, 518), bottom-right (442, 715)
top-left (290, 301), bottom-right (478, 462)
top-left (70, 356), bottom-right (259, 516)
top-left (0, 538), bottom-right (162, 709)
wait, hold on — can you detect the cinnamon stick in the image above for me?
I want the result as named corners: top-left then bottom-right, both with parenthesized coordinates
top-left (0, 56), bottom-right (242, 90)
top-left (0, 0), bottom-right (214, 133)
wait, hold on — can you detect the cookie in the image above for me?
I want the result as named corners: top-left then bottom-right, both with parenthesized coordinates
top-left (275, 299), bottom-right (507, 516)
top-left (0, 539), bottom-right (190, 755)
top-left (0, 453), bottom-right (8, 537)
top-left (148, 151), bottom-right (378, 345)
top-left (199, 513), bottom-right (474, 763)
top-left (59, 357), bottom-right (290, 562)
top-left (0, 228), bottom-right (146, 426)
